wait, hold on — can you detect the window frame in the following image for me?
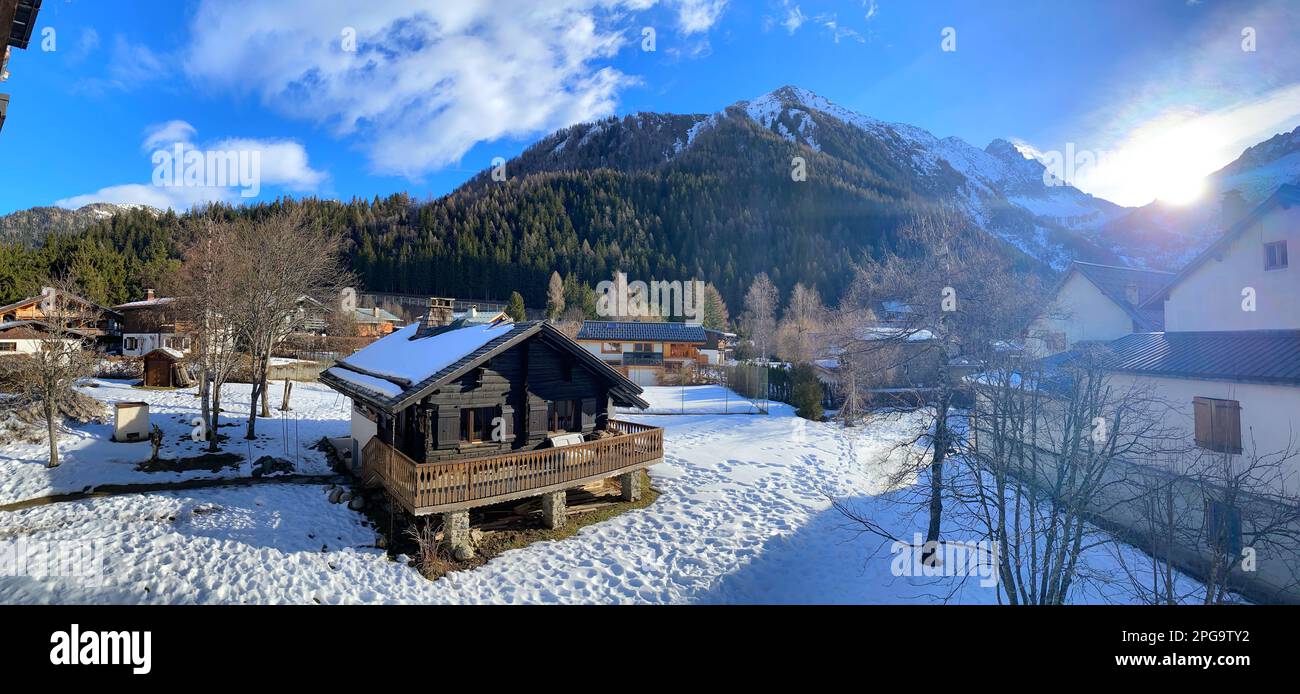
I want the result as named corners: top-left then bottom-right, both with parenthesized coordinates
top-left (547, 399), bottom-right (581, 433)
top-left (1264, 240), bottom-right (1288, 271)
top-left (459, 406), bottom-right (496, 444)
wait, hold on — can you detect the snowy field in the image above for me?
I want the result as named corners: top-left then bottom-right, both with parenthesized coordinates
top-left (0, 384), bottom-right (1194, 603)
top-left (0, 379), bottom-right (349, 506)
top-left (615, 383), bottom-right (766, 415)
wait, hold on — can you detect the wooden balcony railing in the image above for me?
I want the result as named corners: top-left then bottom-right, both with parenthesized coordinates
top-left (363, 420), bottom-right (664, 515)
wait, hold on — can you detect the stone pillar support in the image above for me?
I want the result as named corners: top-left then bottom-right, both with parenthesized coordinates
top-left (442, 510), bottom-right (473, 560)
top-left (619, 470), bottom-right (642, 502)
top-left (541, 490), bottom-right (567, 529)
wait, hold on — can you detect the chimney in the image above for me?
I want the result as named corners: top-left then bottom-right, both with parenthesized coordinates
top-left (416, 297), bottom-right (455, 337)
top-left (1124, 282), bottom-right (1139, 306)
top-left (1222, 189), bottom-right (1247, 230)
top-left (467, 305), bottom-right (478, 320)
top-left (145, 288), bottom-right (155, 302)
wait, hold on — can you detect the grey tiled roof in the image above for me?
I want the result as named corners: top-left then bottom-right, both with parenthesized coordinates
top-left (1070, 261), bottom-right (1173, 331)
top-left (1103, 331), bottom-right (1300, 385)
top-left (576, 321), bottom-right (707, 343)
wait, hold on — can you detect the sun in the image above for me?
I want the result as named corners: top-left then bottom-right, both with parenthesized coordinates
top-left (1153, 176), bottom-right (1207, 206)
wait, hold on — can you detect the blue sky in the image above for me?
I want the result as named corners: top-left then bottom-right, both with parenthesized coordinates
top-left (2, 0), bottom-right (1297, 215)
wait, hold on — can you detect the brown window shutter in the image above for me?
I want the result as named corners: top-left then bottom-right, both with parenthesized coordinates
top-left (437, 410), bottom-right (459, 448)
top-left (528, 400), bottom-right (548, 436)
top-left (1193, 397), bottom-right (1212, 449)
top-left (1216, 399), bottom-right (1242, 454)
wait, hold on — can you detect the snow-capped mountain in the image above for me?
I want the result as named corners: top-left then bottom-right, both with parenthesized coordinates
top-left (501, 85), bottom-right (1132, 270)
top-left (0, 202), bottom-right (162, 246)
top-left (737, 86), bottom-right (1125, 227)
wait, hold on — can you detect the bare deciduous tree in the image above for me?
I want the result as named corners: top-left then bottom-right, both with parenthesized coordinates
top-left (175, 215), bottom-right (243, 452)
top-left (546, 271), bottom-right (565, 320)
top-left (3, 278), bottom-right (100, 467)
top-left (834, 207), bottom-right (1044, 564)
top-left (959, 348), bottom-right (1183, 604)
top-left (776, 282), bottom-right (825, 363)
top-left (741, 272), bottom-right (779, 362)
top-left (227, 208), bottom-right (347, 440)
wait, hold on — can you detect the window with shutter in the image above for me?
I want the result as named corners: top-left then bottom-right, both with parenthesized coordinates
top-left (528, 400), bottom-right (548, 436)
top-left (1193, 397), bottom-right (1242, 454)
top-left (580, 397), bottom-right (597, 431)
top-left (436, 411), bottom-right (459, 449)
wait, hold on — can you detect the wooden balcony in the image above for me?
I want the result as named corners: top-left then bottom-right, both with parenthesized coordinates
top-left (362, 420), bottom-right (664, 516)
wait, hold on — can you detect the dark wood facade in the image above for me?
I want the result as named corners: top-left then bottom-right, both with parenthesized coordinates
top-left (321, 320), bottom-right (660, 516)
top-left (379, 334), bottom-right (617, 465)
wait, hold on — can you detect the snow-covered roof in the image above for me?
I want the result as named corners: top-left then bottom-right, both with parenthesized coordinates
top-left (453, 309), bottom-right (508, 325)
top-left (143, 347), bottom-right (186, 360)
top-left (321, 318), bottom-right (649, 412)
top-left (860, 326), bottom-right (934, 342)
top-left (0, 320), bottom-right (94, 339)
top-left (339, 320), bottom-right (516, 386)
top-left (115, 297), bottom-right (177, 310)
top-left (353, 307), bottom-right (403, 324)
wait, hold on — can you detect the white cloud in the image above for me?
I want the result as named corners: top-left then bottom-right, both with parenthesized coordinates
top-left (1054, 0), bottom-right (1300, 206)
top-left (107, 35), bottom-right (168, 86)
top-left (781, 5), bottom-right (806, 34)
top-left (142, 120), bottom-right (198, 152)
top-left (65, 27), bottom-right (100, 63)
top-left (180, 0), bottom-right (726, 178)
top-left (864, 0), bottom-right (878, 21)
top-left (212, 137), bottom-right (328, 191)
top-left (55, 183), bottom-right (235, 211)
top-left (675, 0), bottom-right (728, 34)
top-left (56, 124), bottom-right (327, 211)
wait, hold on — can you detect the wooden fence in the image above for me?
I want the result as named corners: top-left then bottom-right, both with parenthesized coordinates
top-left (363, 420), bottom-right (663, 515)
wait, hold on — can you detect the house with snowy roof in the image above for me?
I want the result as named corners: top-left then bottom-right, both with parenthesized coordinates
top-left (0, 286), bottom-right (122, 351)
top-left (319, 298), bottom-right (661, 557)
top-left (115, 289), bottom-right (192, 357)
top-left (575, 320), bottom-right (708, 386)
top-left (1025, 260), bottom-right (1174, 358)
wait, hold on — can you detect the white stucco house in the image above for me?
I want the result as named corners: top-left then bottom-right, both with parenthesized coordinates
top-left (1025, 261), bottom-right (1173, 358)
top-left (1104, 184), bottom-right (1300, 482)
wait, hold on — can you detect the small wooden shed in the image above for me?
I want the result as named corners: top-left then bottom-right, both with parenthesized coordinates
top-left (141, 347), bottom-right (187, 388)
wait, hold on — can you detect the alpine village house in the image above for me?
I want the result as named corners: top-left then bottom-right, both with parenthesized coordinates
top-left (1013, 185), bottom-right (1300, 602)
top-left (320, 298), bottom-right (663, 558)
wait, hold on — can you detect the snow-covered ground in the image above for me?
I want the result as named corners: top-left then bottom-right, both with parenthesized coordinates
top-left (615, 384), bottom-right (765, 415)
top-left (0, 379), bottom-right (349, 506)
top-left (0, 385), bottom-right (1194, 603)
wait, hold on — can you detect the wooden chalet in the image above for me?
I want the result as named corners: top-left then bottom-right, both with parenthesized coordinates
top-left (0, 288), bottom-right (123, 351)
top-left (0, 319), bottom-right (92, 355)
top-left (114, 290), bottom-right (192, 357)
top-left (319, 298), bottom-right (662, 557)
top-left (575, 320), bottom-right (708, 386)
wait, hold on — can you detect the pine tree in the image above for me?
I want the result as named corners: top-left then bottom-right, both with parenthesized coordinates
top-left (506, 291), bottom-right (527, 321)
